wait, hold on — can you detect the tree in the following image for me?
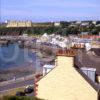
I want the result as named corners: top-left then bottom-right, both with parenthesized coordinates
top-left (91, 29), bottom-right (98, 35)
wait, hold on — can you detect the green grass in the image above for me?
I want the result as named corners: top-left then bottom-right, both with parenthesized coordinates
top-left (0, 87), bottom-right (44, 100)
top-left (0, 87), bottom-right (25, 99)
top-left (2, 96), bottom-right (44, 100)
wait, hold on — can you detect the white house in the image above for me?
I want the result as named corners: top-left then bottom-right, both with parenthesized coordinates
top-left (54, 22), bottom-right (60, 27)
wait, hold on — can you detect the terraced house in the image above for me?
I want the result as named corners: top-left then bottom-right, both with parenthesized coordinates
top-left (34, 49), bottom-right (100, 100)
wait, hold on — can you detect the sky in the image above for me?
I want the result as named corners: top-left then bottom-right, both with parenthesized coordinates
top-left (0, 0), bottom-right (100, 22)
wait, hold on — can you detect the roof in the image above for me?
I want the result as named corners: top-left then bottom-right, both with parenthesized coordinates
top-left (74, 48), bottom-right (100, 92)
top-left (75, 49), bottom-right (100, 75)
top-left (91, 48), bottom-right (100, 56)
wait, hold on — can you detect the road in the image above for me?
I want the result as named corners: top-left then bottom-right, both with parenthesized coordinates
top-left (0, 79), bottom-right (34, 93)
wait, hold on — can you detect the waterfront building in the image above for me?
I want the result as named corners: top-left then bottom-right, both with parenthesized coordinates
top-left (54, 22), bottom-right (61, 27)
top-left (34, 49), bottom-right (100, 100)
top-left (6, 20), bottom-right (32, 27)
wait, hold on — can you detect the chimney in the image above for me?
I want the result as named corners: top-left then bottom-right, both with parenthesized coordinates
top-left (56, 49), bottom-right (76, 57)
top-left (73, 44), bottom-right (85, 49)
top-left (56, 49), bottom-right (76, 67)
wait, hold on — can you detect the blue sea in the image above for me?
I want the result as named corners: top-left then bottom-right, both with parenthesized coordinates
top-left (0, 43), bottom-right (44, 81)
top-left (0, 43), bottom-right (37, 70)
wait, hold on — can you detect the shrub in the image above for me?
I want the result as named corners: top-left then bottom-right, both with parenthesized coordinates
top-left (2, 96), bottom-right (43, 100)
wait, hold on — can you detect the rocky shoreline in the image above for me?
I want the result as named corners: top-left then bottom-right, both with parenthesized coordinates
top-left (0, 42), bottom-right (56, 82)
top-left (0, 55), bottom-right (55, 83)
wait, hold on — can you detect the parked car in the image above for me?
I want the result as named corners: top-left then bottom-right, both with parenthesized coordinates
top-left (16, 91), bottom-right (26, 96)
top-left (24, 85), bottom-right (34, 94)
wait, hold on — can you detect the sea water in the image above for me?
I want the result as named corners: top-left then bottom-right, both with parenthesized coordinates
top-left (0, 43), bottom-right (43, 81)
top-left (0, 43), bottom-right (36, 70)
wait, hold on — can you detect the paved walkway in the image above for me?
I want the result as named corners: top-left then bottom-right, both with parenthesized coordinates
top-left (0, 78), bottom-right (33, 93)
